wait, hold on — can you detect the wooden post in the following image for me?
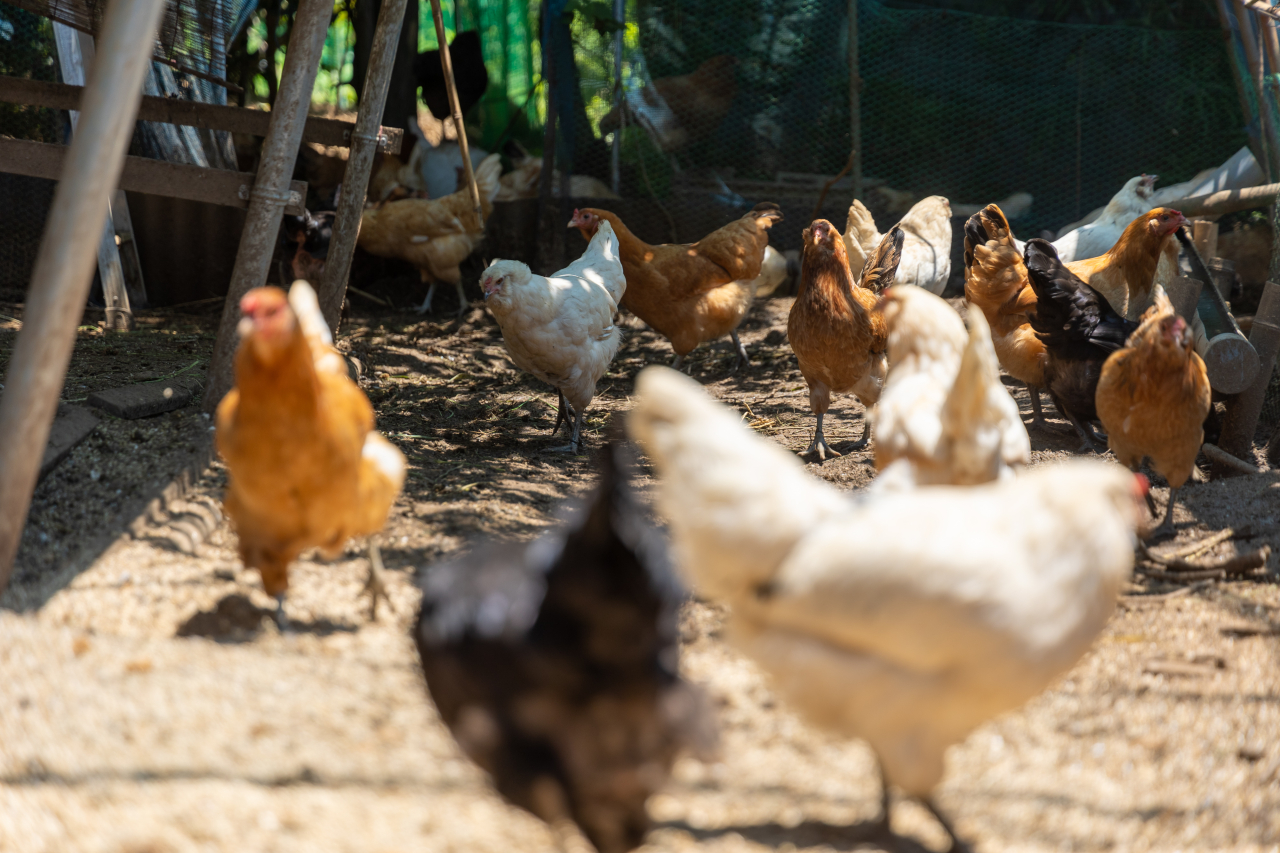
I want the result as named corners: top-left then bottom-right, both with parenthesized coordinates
top-left (536, 0), bottom-right (560, 275)
top-left (0, 0), bottom-right (169, 591)
top-left (1166, 275), bottom-right (1204, 323)
top-left (317, 0), bottom-right (410, 328)
top-left (1192, 219), bottom-right (1220, 260)
top-left (203, 0), bottom-right (334, 413)
top-left (428, 0), bottom-right (482, 219)
top-left (848, 0), bottom-right (861, 202)
top-left (53, 23), bottom-right (134, 332)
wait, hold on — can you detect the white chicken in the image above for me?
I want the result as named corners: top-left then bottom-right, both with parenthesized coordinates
top-left (748, 245), bottom-right (791, 299)
top-left (844, 196), bottom-right (952, 294)
top-left (872, 286), bottom-right (1030, 490)
top-left (626, 365), bottom-right (1142, 850)
top-left (481, 221), bottom-right (626, 453)
top-left (1015, 174), bottom-right (1156, 261)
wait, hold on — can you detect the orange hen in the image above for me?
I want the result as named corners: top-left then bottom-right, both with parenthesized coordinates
top-left (787, 220), bottom-right (902, 460)
top-left (215, 281), bottom-right (406, 627)
top-left (569, 204), bottom-right (782, 369)
top-left (1096, 288), bottom-right (1210, 541)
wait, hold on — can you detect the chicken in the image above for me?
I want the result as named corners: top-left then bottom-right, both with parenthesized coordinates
top-left (568, 203), bottom-right (782, 369)
top-left (1024, 239), bottom-right (1139, 451)
top-left (750, 245), bottom-right (791, 299)
top-left (495, 155), bottom-right (621, 202)
top-left (787, 220), bottom-right (901, 460)
top-left (1057, 207), bottom-right (1186, 321)
top-left (280, 209), bottom-right (333, 287)
top-left (843, 196), bottom-right (952, 294)
top-left (414, 440), bottom-right (712, 853)
top-left (626, 365), bottom-right (1143, 851)
top-left (599, 55), bottom-right (737, 152)
top-left (480, 220), bottom-right (626, 453)
top-left (1034, 174), bottom-right (1158, 260)
top-left (413, 30), bottom-right (490, 122)
top-left (357, 152), bottom-right (502, 314)
top-left (215, 281), bottom-right (406, 628)
top-left (872, 286), bottom-right (1029, 489)
top-left (1096, 288), bottom-right (1210, 540)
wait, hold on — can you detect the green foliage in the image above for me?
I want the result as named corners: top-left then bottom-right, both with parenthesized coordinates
top-left (0, 5), bottom-right (60, 142)
top-left (564, 0), bottom-right (625, 34)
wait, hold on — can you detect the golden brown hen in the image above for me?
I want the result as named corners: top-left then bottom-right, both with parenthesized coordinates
top-left (1096, 288), bottom-right (1210, 540)
top-left (787, 220), bottom-right (902, 460)
top-left (569, 203), bottom-right (781, 369)
top-left (215, 281), bottom-right (406, 628)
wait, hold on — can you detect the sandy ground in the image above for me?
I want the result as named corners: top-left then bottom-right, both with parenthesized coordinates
top-left (3, 295), bottom-right (1280, 853)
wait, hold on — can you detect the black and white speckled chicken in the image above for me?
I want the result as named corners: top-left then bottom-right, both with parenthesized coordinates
top-left (413, 441), bottom-right (712, 853)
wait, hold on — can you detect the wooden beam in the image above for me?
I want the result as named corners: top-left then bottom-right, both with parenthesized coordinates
top-left (0, 75), bottom-right (403, 154)
top-left (0, 137), bottom-right (307, 214)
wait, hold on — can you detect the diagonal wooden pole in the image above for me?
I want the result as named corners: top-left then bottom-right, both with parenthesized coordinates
top-left (317, 0), bottom-right (410, 328)
top-left (428, 0), bottom-right (482, 220)
top-left (0, 0), bottom-right (169, 591)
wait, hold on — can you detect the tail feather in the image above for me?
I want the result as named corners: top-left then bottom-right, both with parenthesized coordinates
top-left (857, 226), bottom-right (904, 293)
top-left (845, 199), bottom-right (881, 255)
top-left (963, 204), bottom-right (1028, 305)
top-left (747, 201), bottom-right (784, 227)
top-left (626, 366), bottom-right (849, 600)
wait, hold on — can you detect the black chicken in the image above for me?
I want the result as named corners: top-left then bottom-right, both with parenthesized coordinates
top-left (413, 441), bottom-right (712, 853)
top-left (1024, 238), bottom-right (1139, 452)
top-left (413, 30), bottom-right (490, 121)
top-left (279, 209), bottom-right (334, 287)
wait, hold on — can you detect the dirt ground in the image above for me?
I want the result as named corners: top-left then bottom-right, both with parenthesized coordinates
top-left (3, 292), bottom-right (1280, 853)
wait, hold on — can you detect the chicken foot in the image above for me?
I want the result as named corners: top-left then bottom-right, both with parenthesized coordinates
top-left (1145, 486), bottom-right (1180, 543)
top-left (1063, 410), bottom-right (1105, 453)
top-left (416, 280), bottom-right (469, 316)
top-left (871, 760), bottom-right (970, 853)
top-left (803, 412), bottom-right (842, 460)
top-left (921, 798), bottom-right (973, 853)
top-left (274, 594), bottom-right (290, 633)
top-left (362, 540), bottom-right (395, 621)
top-left (549, 409), bottom-right (585, 454)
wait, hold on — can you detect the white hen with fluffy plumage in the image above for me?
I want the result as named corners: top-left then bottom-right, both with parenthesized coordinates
top-left (844, 196), bottom-right (952, 294)
top-left (481, 221), bottom-right (626, 452)
top-left (626, 365), bottom-right (1140, 846)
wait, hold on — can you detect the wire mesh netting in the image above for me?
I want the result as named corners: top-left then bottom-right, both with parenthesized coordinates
top-left (560, 0), bottom-right (1246, 250)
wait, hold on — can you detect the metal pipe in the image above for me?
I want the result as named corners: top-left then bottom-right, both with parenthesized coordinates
top-left (847, 0), bottom-right (860, 202)
top-left (0, 0), bottom-right (168, 591)
top-left (203, 0), bottom-right (334, 413)
top-left (1219, 280), bottom-right (1280, 470)
top-left (428, 0), bottom-right (481, 219)
top-left (317, 0), bottom-right (410, 328)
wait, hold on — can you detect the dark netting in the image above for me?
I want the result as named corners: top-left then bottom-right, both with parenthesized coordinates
top-left (565, 0), bottom-right (1246, 248)
top-left (0, 2), bottom-right (60, 298)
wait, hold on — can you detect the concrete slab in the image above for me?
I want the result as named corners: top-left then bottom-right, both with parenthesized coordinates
top-left (87, 382), bottom-right (193, 419)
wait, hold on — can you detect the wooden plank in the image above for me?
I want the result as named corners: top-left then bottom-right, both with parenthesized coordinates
top-left (0, 137), bottom-right (307, 215)
top-left (54, 22), bottom-right (133, 331)
top-left (0, 75), bottom-right (403, 154)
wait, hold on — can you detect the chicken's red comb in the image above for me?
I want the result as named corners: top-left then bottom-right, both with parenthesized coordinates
top-left (1134, 473), bottom-right (1150, 496)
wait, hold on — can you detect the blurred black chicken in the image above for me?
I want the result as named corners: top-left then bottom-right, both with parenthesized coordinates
top-left (1024, 238), bottom-right (1139, 451)
top-left (413, 440), bottom-right (713, 853)
top-left (413, 30), bottom-right (490, 121)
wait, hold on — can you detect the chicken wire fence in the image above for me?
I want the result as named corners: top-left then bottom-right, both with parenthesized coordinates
top-left (561, 0), bottom-right (1246, 250)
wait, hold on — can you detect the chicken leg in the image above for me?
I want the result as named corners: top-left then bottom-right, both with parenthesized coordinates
top-left (362, 540), bottom-right (395, 620)
top-left (415, 280), bottom-right (469, 316)
top-left (551, 390), bottom-right (577, 438)
top-left (1027, 385), bottom-right (1047, 430)
top-left (803, 412), bottom-right (842, 460)
top-left (549, 409), bottom-right (584, 454)
top-left (274, 594), bottom-right (290, 632)
top-left (922, 798), bottom-right (972, 853)
top-left (1145, 485), bottom-right (1180, 543)
top-left (729, 329), bottom-right (751, 371)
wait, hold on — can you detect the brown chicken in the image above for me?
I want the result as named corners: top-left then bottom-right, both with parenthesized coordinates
top-left (568, 203), bottom-right (782, 369)
top-left (357, 152), bottom-right (503, 315)
top-left (1096, 288), bottom-right (1210, 541)
top-left (964, 204), bottom-right (1186, 429)
top-left (215, 281), bottom-right (406, 628)
top-left (787, 220), bottom-right (902, 460)
top-left (598, 55), bottom-right (737, 152)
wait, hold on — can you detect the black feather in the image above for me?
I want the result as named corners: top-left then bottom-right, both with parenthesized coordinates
top-left (413, 31), bottom-right (490, 121)
top-left (414, 441), bottom-right (706, 853)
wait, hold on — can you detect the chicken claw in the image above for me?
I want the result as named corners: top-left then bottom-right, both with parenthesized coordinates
top-left (551, 390), bottom-right (577, 438)
top-left (1144, 486), bottom-right (1180, 543)
top-left (802, 412), bottom-right (842, 460)
top-left (415, 282), bottom-right (439, 315)
top-left (362, 540), bottom-right (395, 621)
top-left (548, 410), bottom-right (585, 454)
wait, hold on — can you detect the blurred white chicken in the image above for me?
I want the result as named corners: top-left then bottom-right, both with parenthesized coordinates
top-left (1015, 174), bottom-right (1156, 261)
top-left (627, 365), bottom-right (1142, 850)
top-left (844, 196), bottom-right (952, 294)
top-left (872, 286), bottom-right (1030, 490)
top-left (481, 221), bottom-right (626, 453)
top-left (748, 245), bottom-right (791, 299)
